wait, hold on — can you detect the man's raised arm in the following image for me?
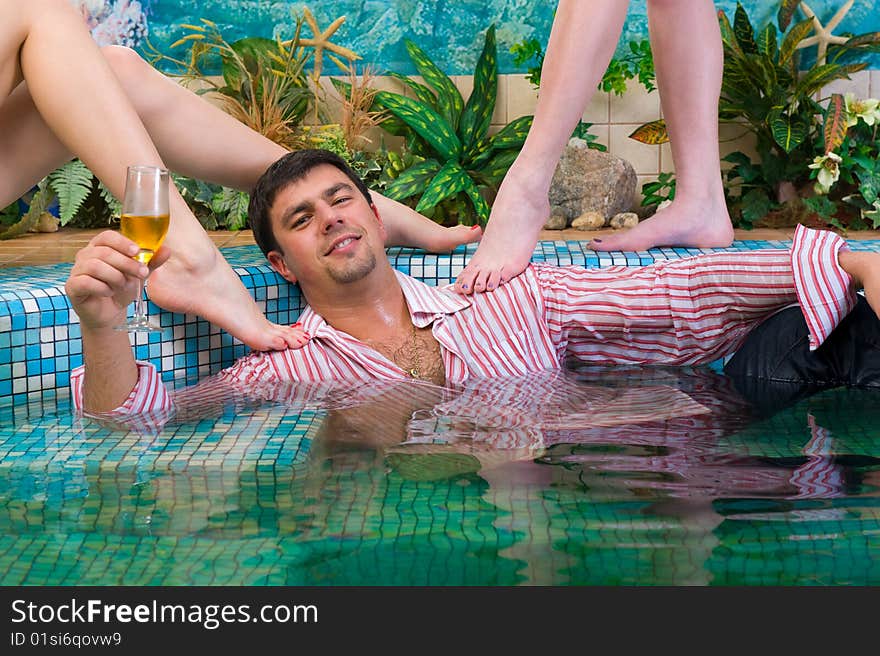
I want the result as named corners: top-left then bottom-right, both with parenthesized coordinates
top-left (65, 230), bottom-right (162, 414)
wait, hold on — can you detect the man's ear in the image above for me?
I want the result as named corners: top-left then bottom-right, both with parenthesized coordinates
top-left (267, 250), bottom-right (297, 284)
top-left (371, 203), bottom-right (387, 238)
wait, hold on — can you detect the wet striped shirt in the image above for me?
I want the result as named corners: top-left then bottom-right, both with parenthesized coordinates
top-left (72, 225), bottom-right (856, 415)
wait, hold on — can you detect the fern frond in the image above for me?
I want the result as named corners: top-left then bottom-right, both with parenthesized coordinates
top-left (48, 160), bottom-right (94, 224)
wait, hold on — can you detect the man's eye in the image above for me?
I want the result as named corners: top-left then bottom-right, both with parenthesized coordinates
top-left (333, 196), bottom-right (351, 205)
top-left (292, 215), bottom-right (310, 228)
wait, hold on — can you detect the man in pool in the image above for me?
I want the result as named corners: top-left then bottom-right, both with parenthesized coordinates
top-left (66, 149), bottom-right (880, 417)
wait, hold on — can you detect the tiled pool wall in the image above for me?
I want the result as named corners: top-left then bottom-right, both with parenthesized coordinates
top-left (6, 238), bottom-right (880, 411)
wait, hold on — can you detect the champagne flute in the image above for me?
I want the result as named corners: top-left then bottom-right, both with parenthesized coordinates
top-left (115, 165), bottom-right (170, 332)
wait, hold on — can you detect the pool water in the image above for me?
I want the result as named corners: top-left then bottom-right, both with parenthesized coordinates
top-left (1, 363), bottom-right (877, 586)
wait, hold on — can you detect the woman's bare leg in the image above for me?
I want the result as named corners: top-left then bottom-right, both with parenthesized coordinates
top-left (589, 0), bottom-right (733, 252)
top-left (2, 0), bottom-right (304, 350)
top-left (454, 0), bottom-right (629, 295)
top-left (98, 46), bottom-right (480, 253)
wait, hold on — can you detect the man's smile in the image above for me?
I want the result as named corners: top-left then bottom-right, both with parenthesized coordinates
top-left (324, 233), bottom-right (362, 256)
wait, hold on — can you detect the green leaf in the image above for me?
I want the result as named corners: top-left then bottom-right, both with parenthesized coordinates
top-left (47, 160), bottom-right (94, 224)
top-left (224, 36), bottom-right (276, 88)
top-left (756, 23), bottom-right (778, 58)
top-left (768, 109), bottom-right (806, 152)
top-left (795, 63), bottom-right (867, 98)
top-left (0, 180), bottom-right (54, 240)
top-left (415, 161), bottom-right (471, 214)
top-left (733, 3), bottom-right (758, 54)
top-left (403, 39), bottom-right (465, 130)
top-left (211, 187), bottom-right (250, 230)
top-left (777, 0), bottom-right (801, 31)
top-left (740, 188), bottom-right (772, 227)
top-left (862, 200), bottom-right (880, 229)
top-left (384, 159), bottom-right (442, 201)
top-left (490, 115), bottom-right (533, 149)
top-left (373, 90), bottom-right (462, 160)
top-left (856, 170), bottom-right (880, 205)
top-left (802, 195), bottom-right (838, 219)
top-left (778, 17), bottom-right (815, 66)
top-left (718, 10), bottom-right (742, 55)
top-left (461, 175), bottom-right (490, 225)
top-left (459, 25), bottom-right (498, 155)
top-left (838, 32), bottom-right (880, 50)
top-left (98, 181), bottom-right (122, 218)
top-left (475, 148), bottom-right (519, 186)
top-left (823, 93), bottom-right (848, 154)
top-left (387, 72), bottom-right (438, 109)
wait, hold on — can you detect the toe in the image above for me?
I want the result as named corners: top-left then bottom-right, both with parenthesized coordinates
top-left (455, 266), bottom-right (478, 295)
top-left (485, 269), bottom-right (503, 291)
top-left (472, 270), bottom-right (491, 294)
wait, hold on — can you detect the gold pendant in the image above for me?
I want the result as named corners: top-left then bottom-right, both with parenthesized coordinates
top-left (408, 368), bottom-right (419, 378)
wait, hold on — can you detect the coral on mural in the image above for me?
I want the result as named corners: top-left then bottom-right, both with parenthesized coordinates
top-left (71, 0), bottom-right (149, 48)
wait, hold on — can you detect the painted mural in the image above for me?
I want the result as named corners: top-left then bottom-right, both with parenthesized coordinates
top-left (73, 1), bottom-right (879, 74)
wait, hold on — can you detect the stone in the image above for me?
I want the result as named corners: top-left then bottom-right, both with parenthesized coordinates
top-left (609, 212), bottom-right (639, 230)
top-left (543, 206), bottom-right (568, 230)
top-left (548, 138), bottom-right (637, 223)
top-left (35, 213), bottom-right (60, 233)
top-left (571, 210), bottom-right (606, 231)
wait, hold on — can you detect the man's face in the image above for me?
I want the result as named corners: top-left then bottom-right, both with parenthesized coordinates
top-left (266, 164), bottom-right (386, 291)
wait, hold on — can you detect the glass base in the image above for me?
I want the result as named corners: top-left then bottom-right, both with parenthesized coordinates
top-left (114, 316), bottom-right (163, 333)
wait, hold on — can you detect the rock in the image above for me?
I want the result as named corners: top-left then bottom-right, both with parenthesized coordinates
top-left (36, 213), bottom-right (60, 233)
top-left (543, 206), bottom-right (568, 230)
top-left (548, 138), bottom-right (637, 223)
top-left (609, 212), bottom-right (639, 230)
top-left (571, 210), bottom-right (606, 231)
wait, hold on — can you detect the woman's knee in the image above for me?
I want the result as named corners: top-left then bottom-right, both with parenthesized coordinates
top-left (101, 45), bottom-right (149, 82)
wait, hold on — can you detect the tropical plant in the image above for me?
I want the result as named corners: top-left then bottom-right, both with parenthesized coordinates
top-left (801, 93), bottom-right (880, 229)
top-left (335, 25), bottom-right (533, 225)
top-left (631, 1), bottom-right (880, 228)
top-left (145, 16), bottom-right (320, 149)
top-left (641, 171), bottom-right (677, 207)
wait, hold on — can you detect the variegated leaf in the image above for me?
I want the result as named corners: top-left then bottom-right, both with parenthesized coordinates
top-left (461, 176), bottom-right (490, 225)
top-left (459, 25), bottom-right (498, 152)
top-left (718, 10), bottom-right (742, 55)
top-left (777, 0), bottom-right (801, 31)
top-left (779, 18), bottom-right (815, 66)
top-left (628, 119), bottom-right (669, 145)
top-left (823, 93), bottom-right (848, 154)
top-left (756, 23), bottom-right (778, 58)
top-left (795, 63), bottom-right (867, 98)
top-left (384, 159), bottom-right (441, 201)
top-left (374, 90), bottom-right (461, 161)
top-left (476, 148), bottom-right (519, 186)
top-left (490, 115), bottom-right (534, 149)
top-left (733, 4), bottom-right (758, 54)
top-left (388, 72), bottom-right (438, 109)
top-left (839, 32), bottom-right (880, 51)
top-left (769, 110), bottom-right (806, 152)
top-left (404, 39), bottom-right (465, 130)
top-left (415, 161), bottom-right (470, 213)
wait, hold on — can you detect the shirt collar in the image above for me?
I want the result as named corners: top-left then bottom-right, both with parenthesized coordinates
top-left (292, 270), bottom-right (471, 335)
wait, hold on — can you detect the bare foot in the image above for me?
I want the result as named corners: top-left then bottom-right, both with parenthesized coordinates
top-left (147, 241), bottom-right (310, 352)
top-left (454, 173), bottom-right (549, 295)
top-left (588, 196), bottom-right (734, 252)
top-left (417, 223), bottom-right (482, 253)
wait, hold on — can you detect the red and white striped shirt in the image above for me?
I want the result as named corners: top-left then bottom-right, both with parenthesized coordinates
top-left (72, 225), bottom-right (856, 416)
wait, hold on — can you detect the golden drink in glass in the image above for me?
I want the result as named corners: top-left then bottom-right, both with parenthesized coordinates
top-left (115, 166), bottom-right (170, 332)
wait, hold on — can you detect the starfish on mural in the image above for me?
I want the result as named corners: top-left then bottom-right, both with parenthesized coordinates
top-left (795, 0), bottom-right (854, 66)
top-left (296, 7), bottom-right (360, 79)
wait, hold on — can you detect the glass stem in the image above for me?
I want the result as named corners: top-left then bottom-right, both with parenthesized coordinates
top-left (134, 277), bottom-right (148, 321)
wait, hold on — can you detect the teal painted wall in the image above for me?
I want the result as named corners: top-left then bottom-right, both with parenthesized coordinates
top-left (77, 1), bottom-right (880, 74)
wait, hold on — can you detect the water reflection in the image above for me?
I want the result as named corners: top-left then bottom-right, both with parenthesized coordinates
top-left (0, 365), bottom-right (878, 585)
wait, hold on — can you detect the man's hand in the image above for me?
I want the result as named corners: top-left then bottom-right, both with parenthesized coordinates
top-left (65, 230), bottom-right (167, 330)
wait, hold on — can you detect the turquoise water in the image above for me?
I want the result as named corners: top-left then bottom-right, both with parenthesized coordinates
top-left (2, 364), bottom-right (878, 585)
top-left (139, 1), bottom-right (880, 75)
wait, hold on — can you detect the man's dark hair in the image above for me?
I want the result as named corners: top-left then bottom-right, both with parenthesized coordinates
top-left (248, 149), bottom-right (373, 257)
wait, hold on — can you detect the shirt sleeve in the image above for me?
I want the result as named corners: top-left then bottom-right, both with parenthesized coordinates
top-left (70, 360), bottom-right (172, 415)
top-left (790, 224), bottom-right (856, 350)
top-left (533, 226), bottom-right (855, 365)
